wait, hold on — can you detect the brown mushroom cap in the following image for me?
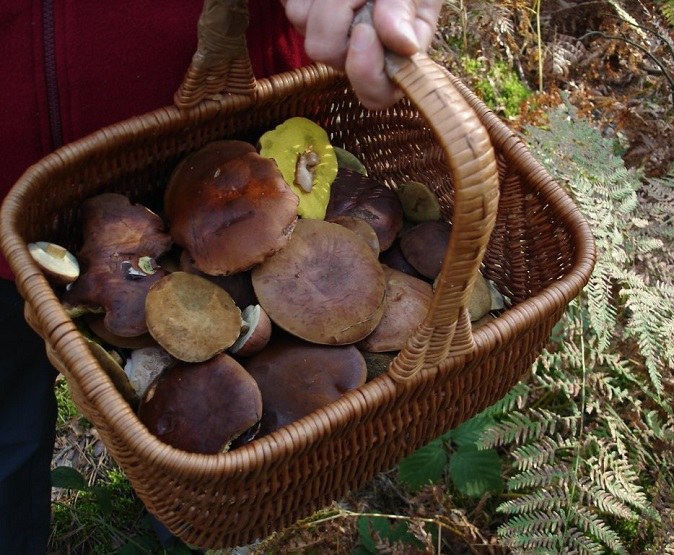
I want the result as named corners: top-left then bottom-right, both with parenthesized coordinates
top-left (252, 219), bottom-right (387, 345)
top-left (399, 220), bottom-right (452, 280)
top-left (178, 250), bottom-right (257, 309)
top-left (63, 193), bottom-right (172, 337)
top-left (244, 334), bottom-right (367, 436)
top-left (138, 353), bottom-right (262, 454)
top-left (164, 140), bottom-right (299, 276)
top-left (145, 271), bottom-right (243, 363)
top-left (328, 214), bottom-right (380, 256)
top-left (85, 315), bottom-right (158, 350)
top-left (325, 169), bottom-right (404, 251)
top-left (358, 265), bottom-right (433, 353)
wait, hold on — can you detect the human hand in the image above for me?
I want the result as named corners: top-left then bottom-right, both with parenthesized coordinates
top-left (281, 0), bottom-right (443, 110)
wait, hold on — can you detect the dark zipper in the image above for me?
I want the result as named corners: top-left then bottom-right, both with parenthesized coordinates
top-left (42, 0), bottom-right (63, 150)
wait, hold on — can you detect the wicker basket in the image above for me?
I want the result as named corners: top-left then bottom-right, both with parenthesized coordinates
top-left (0, 0), bottom-right (595, 548)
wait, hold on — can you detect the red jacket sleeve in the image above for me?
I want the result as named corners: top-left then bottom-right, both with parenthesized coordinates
top-left (0, 0), bottom-right (310, 281)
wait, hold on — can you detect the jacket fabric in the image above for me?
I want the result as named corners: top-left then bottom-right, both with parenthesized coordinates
top-left (0, 0), bottom-right (310, 280)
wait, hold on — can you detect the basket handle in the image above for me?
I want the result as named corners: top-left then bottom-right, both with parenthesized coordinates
top-left (174, 0), bottom-right (256, 109)
top-left (353, 4), bottom-right (500, 380)
top-left (175, 0), bottom-right (500, 381)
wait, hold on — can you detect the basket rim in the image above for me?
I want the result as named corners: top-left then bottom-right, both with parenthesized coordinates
top-left (0, 63), bottom-right (596, 478)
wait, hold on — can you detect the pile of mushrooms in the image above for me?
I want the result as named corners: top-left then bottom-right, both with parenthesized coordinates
top-left (31, 116), bottom-right (506, 455)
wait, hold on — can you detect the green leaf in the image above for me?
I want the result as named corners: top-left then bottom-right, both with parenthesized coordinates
top-left (450, 414), bottom-right (497, 447)
top-left (449, 445), bottom-right (504, 497)
top-left (89, 485), bottom-right (113, 515)
top-left (397, 437), bottom-right (448, 491)
top-left (51, 466), bottom-right (87, 491)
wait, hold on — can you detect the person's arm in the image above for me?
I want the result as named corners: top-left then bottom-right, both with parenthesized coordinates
top-left (281, 0), bottom-right (443, 110)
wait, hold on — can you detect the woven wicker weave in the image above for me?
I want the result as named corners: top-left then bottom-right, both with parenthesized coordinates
top-left (0, 0), bottom-right (595, 548)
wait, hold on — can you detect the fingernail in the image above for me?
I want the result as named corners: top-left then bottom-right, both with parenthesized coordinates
top-left (350, 23), bottom-right (376, 52)
top-left (397, 21), bottom-right (420, 52)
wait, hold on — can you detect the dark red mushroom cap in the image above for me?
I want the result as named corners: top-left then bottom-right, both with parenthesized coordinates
top-left (138, 352), bottom-right (262, 454)
top-left (244, 334), bottom-right (367, 436)
top-left (325, 168), bottom-right (404, 251)
top-left (164, 140), bottom-right (299, 276)
top-left (63, 193), bottom-right (172, 337)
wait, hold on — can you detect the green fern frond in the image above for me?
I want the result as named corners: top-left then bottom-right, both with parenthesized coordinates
top-left (568, 506), bottom-right (626, 553)
top-left (499, 510), bottom-right (565, 536)
top-left (509, 436), bottom-right (574, 471)
top-left (577, 479), bottom-right (640, 520)
top-left (507, 464), bottom-right (571, 490)
top-left (498, 486), bottom-right (570, 514)
top-left (564, 529), bottom-right (607, 555)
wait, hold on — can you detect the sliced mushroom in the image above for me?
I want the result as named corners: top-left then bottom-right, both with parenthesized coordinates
top-left (325, 169), bottom-right (404, 251)
top-left (63, 193), bottom-right (172, 338)
top-left (244, 334), bottom-right (367, 436)
top-left (145, 271), bottom-right (243, 363)
top-left (252, 219), bottom-right (387, 345)
top-left (258, 117), bottom-right (339, 220)
top-left (138, 353), bottom-right (262, 454)
top-left (164, 140), bottom-right (298, 276)
top-left (28, 241), bottom-right (80, 285)
top-left (358, 265), bottom-right (433, 353)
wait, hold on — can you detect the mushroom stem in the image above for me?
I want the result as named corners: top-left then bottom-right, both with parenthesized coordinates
top-left (295, 150), bottom-right (321, 193)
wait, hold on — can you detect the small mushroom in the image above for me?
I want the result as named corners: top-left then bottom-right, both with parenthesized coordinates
top-left (325, 169), bottom-right (404, 251)
top-left (378, 239), bottom-right (426, 280)
top-left (164, 140), bottom-right (299, 276)
top-left (138, 353), bottom-right (262, 454)
top-left (62, 193), bottom-right (172, 338)
top-left (145, 271), bottom-right (243, 363)
top-left (395, 180), bottom-right (442, 222)
top-left (334, 146), bottom-right (368, 175)
top-left (86, 338), bottom-right (139, 407)
top-left (244, 334), bottom-right (367, 436)
top-left (328, 214), bottom-right (380, 255)
top-left (229, 304), bottom-right (273, 357)
top-left (399, 220), bottom-right (452, 280)
top-left (252, 219), bottom-right (387, 345)
top-left (358, 265), bottom-right (433, 353)
top-left (258, 117), bottom-right (339, 220)
top-left (28, 241), bottom-right (80, 285)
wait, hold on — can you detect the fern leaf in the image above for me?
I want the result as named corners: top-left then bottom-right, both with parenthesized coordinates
top-left (507, 464), bottom-right (571, 490)
top-left (569, 506), bottom-right (626, 553)
top-left (498, 486), bottom-right (569, 514)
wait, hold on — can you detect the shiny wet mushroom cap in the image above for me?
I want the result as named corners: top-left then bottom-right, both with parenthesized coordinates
top-left (164, 140), bottom-right (298, 276)
top-left (138, 353), bottom-right (262, 454)
top-left (252, 219), bottom-right (387, 345)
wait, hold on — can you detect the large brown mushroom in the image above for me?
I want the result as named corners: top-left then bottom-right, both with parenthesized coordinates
top-left (164, 140), bottom-right (299, 276)
top-left (325, 169), bottom-right (404, 251)
top-left (63, 193), bottom-right (172, 338)
top-left (138, 353), bottom-right (262, 454)
top-left (244, 334), bottom-right (367, 436)
top-left (251, 219), bottom-right (387, 345)
top-left (144, 271), bottom-right (243, 363)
